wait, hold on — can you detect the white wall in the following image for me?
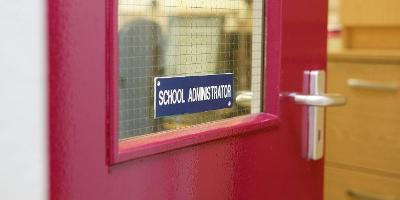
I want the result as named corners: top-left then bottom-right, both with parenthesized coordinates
top-left (0, 0), bottom-right (47, 200)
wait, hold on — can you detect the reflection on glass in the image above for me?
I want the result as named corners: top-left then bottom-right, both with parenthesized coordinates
top-left (118, 0), bottom-right (264, 139)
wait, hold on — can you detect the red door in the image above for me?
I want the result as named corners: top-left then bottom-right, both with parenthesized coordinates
top-left (49, 0), bottom-right (329, 199)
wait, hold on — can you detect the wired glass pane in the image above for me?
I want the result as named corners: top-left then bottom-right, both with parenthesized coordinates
top-left (118, 0), bottom-right (265, 139)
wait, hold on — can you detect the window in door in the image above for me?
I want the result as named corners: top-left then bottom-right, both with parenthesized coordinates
top-left (118, 0), bottom-right (265, 139)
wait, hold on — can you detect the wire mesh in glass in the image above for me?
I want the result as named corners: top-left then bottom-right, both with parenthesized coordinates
top-left (118, 0), bottom-right (265, 139)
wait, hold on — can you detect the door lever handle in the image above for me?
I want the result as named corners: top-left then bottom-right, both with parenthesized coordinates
top-left (290, 93), bottom-right (347, 107)
top-left (293, 70), bottom-right (347, 160)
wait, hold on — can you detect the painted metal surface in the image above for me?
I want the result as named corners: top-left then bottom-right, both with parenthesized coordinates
top-left (49, 0), bottom-right (328, 199)
top-left (118, 113), bottom-right (279, 162)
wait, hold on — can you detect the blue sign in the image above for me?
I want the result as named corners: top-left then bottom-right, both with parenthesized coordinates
top-left (154, 73), bottom-right (234, 118)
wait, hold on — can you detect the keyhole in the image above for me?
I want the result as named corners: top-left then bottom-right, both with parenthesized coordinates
top-left (317, 130), bottom-right (322, 142)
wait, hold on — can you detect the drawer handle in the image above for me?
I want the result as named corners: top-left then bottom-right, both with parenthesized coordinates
top-left (347, 189), bottom-right (397, 200)
top-left (347, 79), bottom-right (399, 92)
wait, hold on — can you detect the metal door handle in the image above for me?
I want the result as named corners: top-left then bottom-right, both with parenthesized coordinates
top-left (285, 70), bottom-right (347, 160)
top-left (236, 91), bottom-right (252, 107)
top-left (291, 93), bottom-right (347, 107)
top-left (295, 70), bottom-right (347, 160)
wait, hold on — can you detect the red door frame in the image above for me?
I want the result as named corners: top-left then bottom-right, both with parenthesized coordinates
top-left (49, 0), bottom-right (327, 199)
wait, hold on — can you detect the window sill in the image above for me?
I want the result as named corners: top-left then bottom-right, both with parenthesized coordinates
top-left (112, 113), bottom-right (280, 164)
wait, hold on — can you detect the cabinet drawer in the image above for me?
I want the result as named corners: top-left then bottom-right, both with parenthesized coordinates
top-left (341, 0), bottom-right (400, 49)
top-left (342, 0), bottom-right (400, 26)
top-left (325, 166), bottom-right (400, 200)
top-left (326, 61), bottom-right (400, 175)
top-left (343, 27), bottom-right (400, 50)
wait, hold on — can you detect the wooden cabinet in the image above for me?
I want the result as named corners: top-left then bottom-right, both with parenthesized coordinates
top-left (341, 0), bottom-right (400, 49)
top-left (325, 49), bottom-right (400, 200)
top-left (341, 0), bottom-right (400, 26)
top-left (325, 166), bottom-right (400, 200)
